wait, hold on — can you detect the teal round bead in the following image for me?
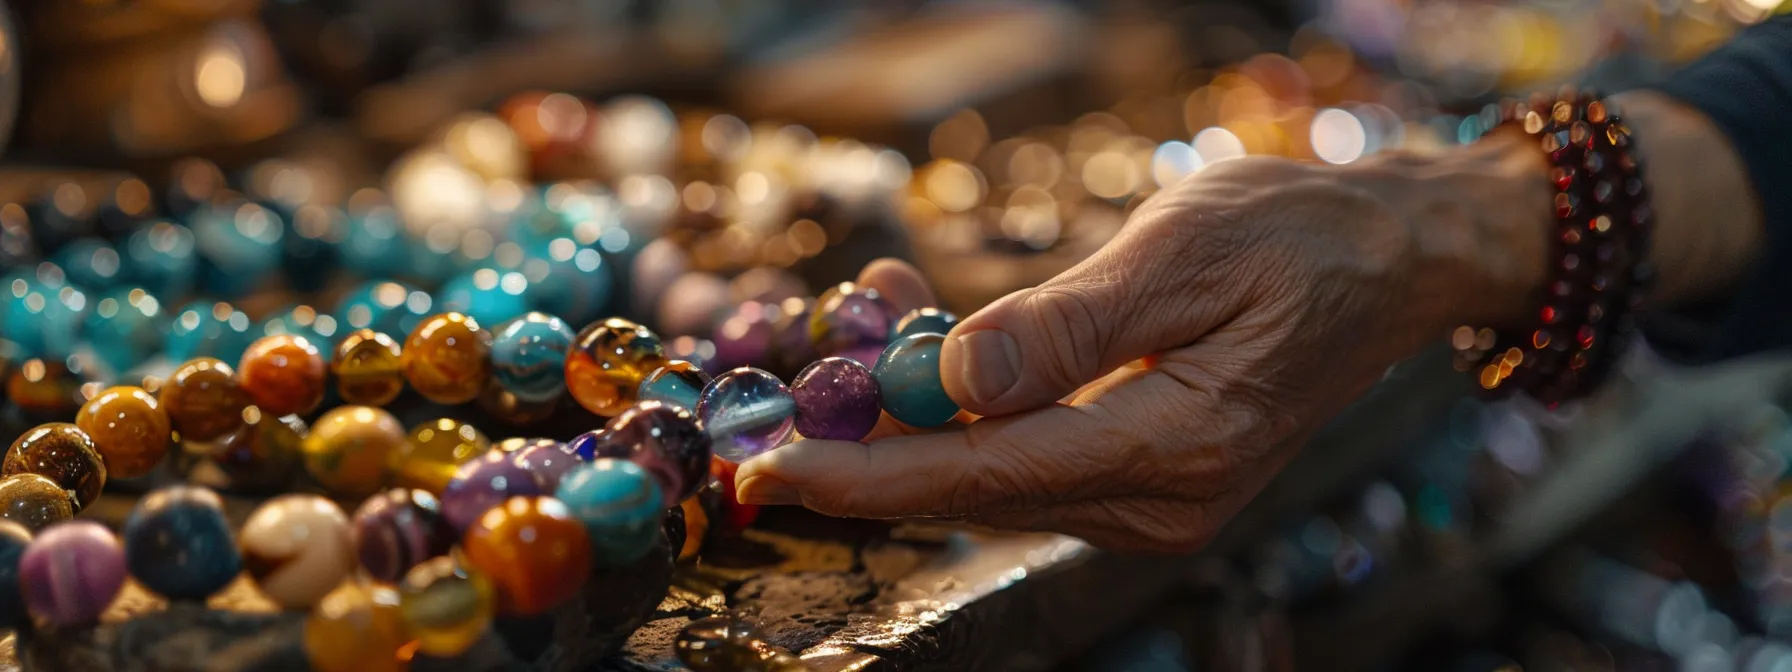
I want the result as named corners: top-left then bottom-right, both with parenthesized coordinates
top-left (894, 308), bottom-right (959, 340)
top-left (490, 312), bottom-right (576, 403)
top-left (122, 486), bottom-right (240, 601)
top-left (528, 240), bottom-right (612, 326)
top-left (439, 268), bottom-right (530, 327)
top-left (339, 207), bottom-right (408, 277)
top-left (257, 306), bottom-right (341, 361)
top-left (166, 301), bottom-right (254, 365)
top-left (53, 238), bottom-right (127, 291)
top-left (334, 280), bottom-right (433, 339)
top-left (556, 458), bottom-right (665, 567)
top-left (84, 288), bottom-right (166, 374)
top-left (123, 221), bottom-right (198, 299)
top-left (872, 333), bottom-right (959, 428)
top-left (191, 200), bottom-right (284, 297)
top-left (2, 266), bottom-right (86, 360)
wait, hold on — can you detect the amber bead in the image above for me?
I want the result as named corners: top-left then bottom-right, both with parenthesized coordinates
top-left (6, 359), bottom-right (86, 416)
top-left (460, 497), bottom-right (592, 615)
top-left (565, 318), bottom-right (666, 417)
top-left (303, 406), bottom-right (406, 497)
top-left (477, 380), bottom-right (558, 426)
top-left (159, 358), bottom-right (250, 442)
top-left (304, 581), bottom-right (415, 672)
top-left (203, 407), bottom-right (306, 493)
top-left (401, 313), bottom-right (491, 405)
top-left (332, 329), bottom-right (405, 406)
top-left (678, 497), bottom-right (707, 561)
top-left (0, 472), bottom-right (74, 531)
top-left (392, 418), bottom-right (490, 493)
top-left (3, 423), bottom-right (106, 511)
top-left (75, 386), bottom-right (172, 480)
top-left (238, 335), bottom-right (327, 417)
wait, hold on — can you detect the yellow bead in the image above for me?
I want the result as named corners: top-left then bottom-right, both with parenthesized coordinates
top-left (332, 329), bottom-right (405, 406)
top-left (398, 557), bottom-right (494, 657)
top-left (401, 313), bottom-right (491, 405)
top-left (75, 386), bottom-right (171, 480)
top-left (302, 406), bottom-right (405, 497)
top-left (392, 419), bottom-right (489, 493)
top-left (565, 318), bottom-right (665, 417)
top-left (304, 581), bottom-right (416, 672)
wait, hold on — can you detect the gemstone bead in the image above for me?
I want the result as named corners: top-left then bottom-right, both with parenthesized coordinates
top-left (203, 408), bottom-right (304, 494)
top-left (76, 385), bottom-right (172, 479)
top-left (556, 458), bottom-right (664, 567)
top-left (302, 406), bottom-right (406, 498)
top-left (874, 333), bottom-right (960, 428)
top-left (638, 360), bottom-right (711, 412)
top-left (532, 241), bottom-right (613, 326)
top-left (0, 473), bottom-right (74, 532)
top-left (331, 329), bottom-right (405, 406)
top-left (257, 305), bottom-right (340, 361)
top-left (490, 312), bottom-right (575, 404)
top-left (352, 488), bottom-right (453, 583)
top-left (0, 521), bottom-right (31, 629)
top-left (477, 381), bottom-right (559, 425)
top-left (808, 283), bottom-right (894, 359)
top-left (52, 238), bottom-right (125, 292)
top-left (240, 495), bottom-right (355, 610)
top-left (238, 334), bottom-right (327, 418)
top-left (677, 498), bottom-right (707, 561)
top-left (5, 358), bottom-right (88, 417)
top-left (567, 430), bottom-right (603, 461)
top-left (698, 368), bottom-right (796, 463)
top-left (1, 269), bottom-right (85, 360)
top-left (593, 401), bottom-right (712, 505)
top-left (338, 207), bottom-right (408, 277)
top-left (402, 312), bottom-right (492, 405)
top-left (399, 557), bottom-right (494, 657)
top-left (770, 298), bottom-right (818, 378)
top-left (393, 418), bottom-right (490, 493)
top-left (123, 222), bottom-right (197, 298)
top-left (191, 200), bottom-right (284, 297)
top-left (791, 357), bottom-right (882, 441)
top-left (495, 437), bottom-right (559, 454)
top-left (512, 441), bottom-right (579, 491)
top-left (441, 450), bottom-right (545, 531)
top-left (566, 317), bottom-right (667, 417)
top-left (166, 301), bottom-right (255, 366)
top-left (83, 287), bottom-right (164, 375)
top-left (304, 582), bottom-right (411, 672)
top-left (122, 486), bottom-right (239, 601)
top-left (336, 280), bottom-right (432, 340)
top-left (894, 307), bottom-right (959, 339)
top-left (4, 423), bottom-right (105, 512)
top-left (461, 496), bottom-right (592, 615)
top-left (440, 268), bottom-right (531, 328)
top-left (159, 358), bottom-right (250, 442)
top-left (20, 521), bottom-right (126, 627)
top-left (712, 303), bottom-right (776, 371)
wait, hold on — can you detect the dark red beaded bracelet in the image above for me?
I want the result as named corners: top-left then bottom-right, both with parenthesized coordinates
top-left (1453, 88), bottom-right (1655, 407)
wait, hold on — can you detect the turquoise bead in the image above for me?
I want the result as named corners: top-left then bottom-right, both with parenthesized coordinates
top-left (166, 301), bottom-right (255, 365)
top-left (123, 221), bottom-right (197, 299)
top-left (122, 486), bottom-right (240, 601)
top-left (53, 238), bottom-right (127, 291)
top-left (555, 458), bottom-right (664, 567)
top-left (258, 306), bottom-right (341, 362)
top-left (2, 266), bottom-right (86, 360)
top-left (340, 207), bottom-right (408, 277)
top-left (894, 308), bottom-right (959, 340)
top-left (191, 201), bottom-right (284, 297)
top-left (84, 288), bottom-right (166, 375)
top-left (335, 281), bottom-right (433, 340)
top-left (490, 312), bottom-right (575, 403)
top-left (872, 333), bottom-right (959, 428)
top-left (440, 269), bottom-right (530, 327)
top-left (406, 228), bottom-right (460, 284)
top-left (528, 239), bottom-right (612, 326)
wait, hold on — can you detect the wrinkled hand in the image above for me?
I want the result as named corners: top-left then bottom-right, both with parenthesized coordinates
top-left (736, 154), bottom-right (1546, 552)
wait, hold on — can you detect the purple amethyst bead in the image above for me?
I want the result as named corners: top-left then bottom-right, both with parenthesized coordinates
top-left (770, 298), bottom-right (818, 378)
top-left (712, 302), bottom-right (777, 370)
top-left (20, 521), bottom-right (126, 626)
top-left (698, 367), bottom-right (797, 463)
top-left (591, 401), bottom-right (711, 506)
top-left (808, 283), bottom-right (894, 359)
top-left (351, 488), bottom-right (453, 583)
top-left (792, 357), bottom-right (883, 442)
top-left (440, 450), bottom-right (545, 531)
top-left (513, 441), bottom-right (580, 491)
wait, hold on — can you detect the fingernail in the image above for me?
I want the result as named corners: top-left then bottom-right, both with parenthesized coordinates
top-left (737, 475), bottom-right (802, 506)
top-left (957, 329), bottom-right (1021, 404)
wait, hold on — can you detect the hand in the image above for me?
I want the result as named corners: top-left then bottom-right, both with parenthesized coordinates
top-left (737, 149), bottom-right (1555, 552)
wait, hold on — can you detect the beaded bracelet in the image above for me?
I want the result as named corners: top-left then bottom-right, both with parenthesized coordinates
top-left (1454, 88), bottom-right (1654, 406)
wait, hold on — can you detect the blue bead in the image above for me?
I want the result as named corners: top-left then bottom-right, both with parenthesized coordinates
top-left (335, 281), bottom-right (433, 340)
top-left (567, 429), bottom-right (603, 461)
top-left (85, 288), bottom-right (166, 375)
top-left (124, 221), bottom-right (197, 299)
top-left (122, 486), bottom-right (241, 601)
top-left (528, 240), bottom-right (612, 325)
top-left (166, 301), bottom-right (255, 365)
top-left (0, 521), bottom-right (29, 629)
top-left (2, 265), bottom-right (86, 360)
top-left (873, 333), bottom-right (959, 428)
top-left (257, 305), bottom-right (341, 361)
top-left (53, 238), bottom-right (127, 291)
top-left (340, 206), bottom-right (408, 277)
top-left (439, 269), bottom-right (530, 328)
top-left (490, 312), bottom-right (575, 404)
top-left (406, 227), bottom-right (460, 285)
top-left (191, 201), bottom-right (284, 298)
top-left (556, 458), bottom-right (664, 567)
top-left (283, 205), bottom-right (347, 292)
top-left (894, 308), bottom-right (959, 340)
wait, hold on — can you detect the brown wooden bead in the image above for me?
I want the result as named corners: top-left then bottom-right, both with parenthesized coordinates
top-left (75, 386), bottom-right (172, 479)
top-left (239, 335), bottom-right (327, 417)
top-left (160, 358), bottom-right (250, 442)
top-left (3, 423), bottom-right (106, 511)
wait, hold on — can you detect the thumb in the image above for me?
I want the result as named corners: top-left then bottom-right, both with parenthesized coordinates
top-left (939, 231), bottom-right (1226, 417)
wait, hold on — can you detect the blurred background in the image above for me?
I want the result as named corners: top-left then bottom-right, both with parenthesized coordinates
top-left (0, 0), bottom-right (1789, 670)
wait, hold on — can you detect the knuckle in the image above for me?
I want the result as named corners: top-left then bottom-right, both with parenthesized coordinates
top-left (1022, 287), bottom-right (1108, 390)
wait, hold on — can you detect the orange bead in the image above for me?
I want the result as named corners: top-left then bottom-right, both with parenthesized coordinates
top-left (565, 318), bottom-right (665, 417)
top-left (677, 497), bottom-right (707, 561)
top-left (5, 359), bottom-right (86, 416)
top-left (304, 581), bottom-right (416, 672)
top-left (461, 497), bottom-right (591, 615)
top-left (159, 358), bottom-right (250, 442)
top-left (401, 314), bottom-right (491, 405)
top-left (239, 335), bottom-right (327, 417)
top-left (75, 386), bottom-right (172, 479)
top-left (333, 329), bottom-right (405, 406)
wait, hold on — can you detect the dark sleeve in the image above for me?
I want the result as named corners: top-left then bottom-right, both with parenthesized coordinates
top-left (1641, 14), bottom-right (1792, 363)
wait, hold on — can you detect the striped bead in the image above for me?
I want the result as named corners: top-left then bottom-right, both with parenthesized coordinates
top-left (351, 489), bottom-right (454, 583)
